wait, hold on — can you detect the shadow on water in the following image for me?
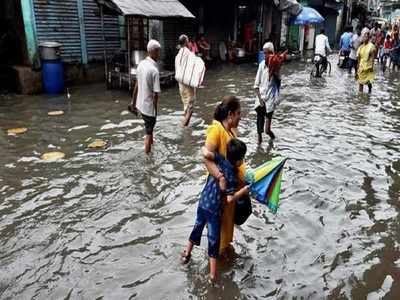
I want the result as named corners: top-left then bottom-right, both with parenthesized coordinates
top-left (0, 56), bottom-right (400, 299)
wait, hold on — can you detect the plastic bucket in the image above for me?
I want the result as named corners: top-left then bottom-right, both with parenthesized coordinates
top-left (258, 51), bottom-right (265, 64)
top-left (42, 61), bottom-right (64, 94)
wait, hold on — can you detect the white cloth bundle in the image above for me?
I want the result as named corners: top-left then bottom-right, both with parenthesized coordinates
top-left (175, 47), bottom-right (205, 88)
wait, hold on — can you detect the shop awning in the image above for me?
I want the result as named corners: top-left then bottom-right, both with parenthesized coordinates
top-left (275, 0), bottom-right (303, 16)
top-left (95, 0), bottom-right (195, 18)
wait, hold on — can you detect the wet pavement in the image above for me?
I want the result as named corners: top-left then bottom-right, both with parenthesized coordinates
top-left (1, 56), bottom-right (400, 299)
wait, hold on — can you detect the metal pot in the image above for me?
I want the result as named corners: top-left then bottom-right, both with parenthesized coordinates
top-left (131, 50), bottom-right (147, 66)
top-left (39, 42), bottom-right (62, 61)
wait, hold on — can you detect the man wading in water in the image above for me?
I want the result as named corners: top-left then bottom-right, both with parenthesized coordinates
top-left (254, 42), bottom-right (287, 144)
top-left (175, 34), bottom-right (196, 127)
top-left (129, 40), bottom-right (161, 154)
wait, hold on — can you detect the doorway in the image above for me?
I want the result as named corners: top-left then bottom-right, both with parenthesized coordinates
top-left (0, 0), bottom-right (29, 92)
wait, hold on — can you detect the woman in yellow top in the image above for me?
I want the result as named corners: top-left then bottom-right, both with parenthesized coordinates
top-left (204, 95), bottom-right (246, 256)
top-left (357, 28), bottom-right (376, 94)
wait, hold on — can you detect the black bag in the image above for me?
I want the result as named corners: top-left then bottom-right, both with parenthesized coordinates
top-left (234, 195), bottom-right (252, 225)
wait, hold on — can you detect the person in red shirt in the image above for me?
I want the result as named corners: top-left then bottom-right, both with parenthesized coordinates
top-left (198, 35), bottom-right (211, 60)
top-left (244, 21), bottom-right (255, 53)
top-left (384, 34), bottom-right (392, 50)
top-left (382, 34), bottom-right (392, 67)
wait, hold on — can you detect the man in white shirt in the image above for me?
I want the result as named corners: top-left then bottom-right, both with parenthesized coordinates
top-left (314, 28), bottom-right (332, 73)
top-left (129, 39), bottom-right (161, 154)
top-left (254, 42), bottom-right (286, 144)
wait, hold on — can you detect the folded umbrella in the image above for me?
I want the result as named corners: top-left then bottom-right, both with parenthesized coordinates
top-left (245, 158), bottom-right (287, 213)
top-left (266, 168), bottom-right (284, 213)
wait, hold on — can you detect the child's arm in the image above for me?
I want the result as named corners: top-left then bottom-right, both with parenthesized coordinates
top-left (226, 186), bottom-right (250, 203)
top-left (202, 148), bottom-right (227, 191)
top-left (202, 146), bottom-right (215, 161)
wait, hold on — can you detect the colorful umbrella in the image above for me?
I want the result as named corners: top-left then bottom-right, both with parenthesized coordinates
top-left (245, 158), bottom-right (287, 214)
top-left (290, 7), bottom-right (324, 25)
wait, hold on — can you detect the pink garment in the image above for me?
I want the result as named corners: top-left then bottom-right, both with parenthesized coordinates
top-left (188, 41), bottom-right (199, 54)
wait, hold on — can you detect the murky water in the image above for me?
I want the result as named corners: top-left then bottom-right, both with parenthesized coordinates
top-left (1, 57), bottom-right (400, 299)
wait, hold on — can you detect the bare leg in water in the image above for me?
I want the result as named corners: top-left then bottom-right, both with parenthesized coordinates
top-left (209, 258), bottom-right (217, 282)
top-left (182, 110), bottom-right (193, 127)
top-left (144, 134), bottom-right (153, 154)
top-left (182, 241), bottom-right (193, 263)
top-left (265, 112), bottom-right (275, 140)
top-left (181, 241), bottom-right (217, 282)
top-left (257, 133), bottom-right (263, 145)
top-left (256, 106), bottom-right (266, 145)
top-left (181, 87), bottom-right (196, 127)
top-left (367, 82), bottom-right (372, 94)
top-left (359, 83), bottom-right (372, 94)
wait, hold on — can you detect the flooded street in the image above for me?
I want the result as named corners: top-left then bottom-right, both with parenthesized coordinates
top-left (1, 57), bottom-right (400, 299)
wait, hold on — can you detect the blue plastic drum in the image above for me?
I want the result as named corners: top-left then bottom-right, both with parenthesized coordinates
top-left (42, 61), bottom-right (64, 94)
top-left (258, 51), bottom-right (265, 64)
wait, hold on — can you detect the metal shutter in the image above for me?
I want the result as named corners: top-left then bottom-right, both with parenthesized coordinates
top-left (83, 0), bottom-right (120, 61)
top-left (33, 0), bottom-right (82, 62)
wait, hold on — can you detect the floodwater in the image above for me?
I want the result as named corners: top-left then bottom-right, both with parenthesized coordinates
top-left (1, 57), bottom-right (400, 299)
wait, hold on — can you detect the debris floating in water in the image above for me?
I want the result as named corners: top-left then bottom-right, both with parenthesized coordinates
top-left (41, 151), bottom-right (65, 161)
top-left (7, 127), bottom-right (28, 135)
top-left (87, 139), bottom-right (107, 149)
top-left (48, 110), bottom-right (64, 116)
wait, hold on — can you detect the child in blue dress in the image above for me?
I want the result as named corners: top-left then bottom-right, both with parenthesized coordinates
top-left (181, 138), bottom-right (249, 282)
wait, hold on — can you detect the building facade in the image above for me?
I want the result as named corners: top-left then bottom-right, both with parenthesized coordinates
top-left (23, 0), bottom-right (121, 65)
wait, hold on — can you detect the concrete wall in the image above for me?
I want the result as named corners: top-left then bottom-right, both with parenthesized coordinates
top-left (11, 63), bottom-right (110, 95)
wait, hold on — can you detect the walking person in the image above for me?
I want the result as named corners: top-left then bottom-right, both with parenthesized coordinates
top-left (373, 23), bottom-right (384, 60)
top-left (129, 40), bottom-right (161, 154)
top-left (382, 34), bottom-right (393, 70)
top-left (370, 22), bottom-right (383, 48)
top-left (175, 34), bottom-right (196, 127)
top-left (349, 26), bottom-right (362, 75)
top-left (390, 32), bottom-right (400, 71)
top-left (254, 42), bottom-right (287, 144)
top-left (181, 138), bottom-right (249, 283)
top-left (391, 24), bottom-right (399, 40)
top-left (357, 29), bottom-right (376, 94)
top-left (200, 96), bottom-right (246, 258)
top-left (339, 26), bottom-right (353, 68)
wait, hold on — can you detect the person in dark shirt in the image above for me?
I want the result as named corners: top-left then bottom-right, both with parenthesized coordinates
top-left (181, 139), bottom-right (249, 283)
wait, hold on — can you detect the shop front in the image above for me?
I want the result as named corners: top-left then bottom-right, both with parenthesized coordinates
top-left (179, 0), bottom-right (301, 63)
top-left (287, 0), bottom-right (343, 53)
